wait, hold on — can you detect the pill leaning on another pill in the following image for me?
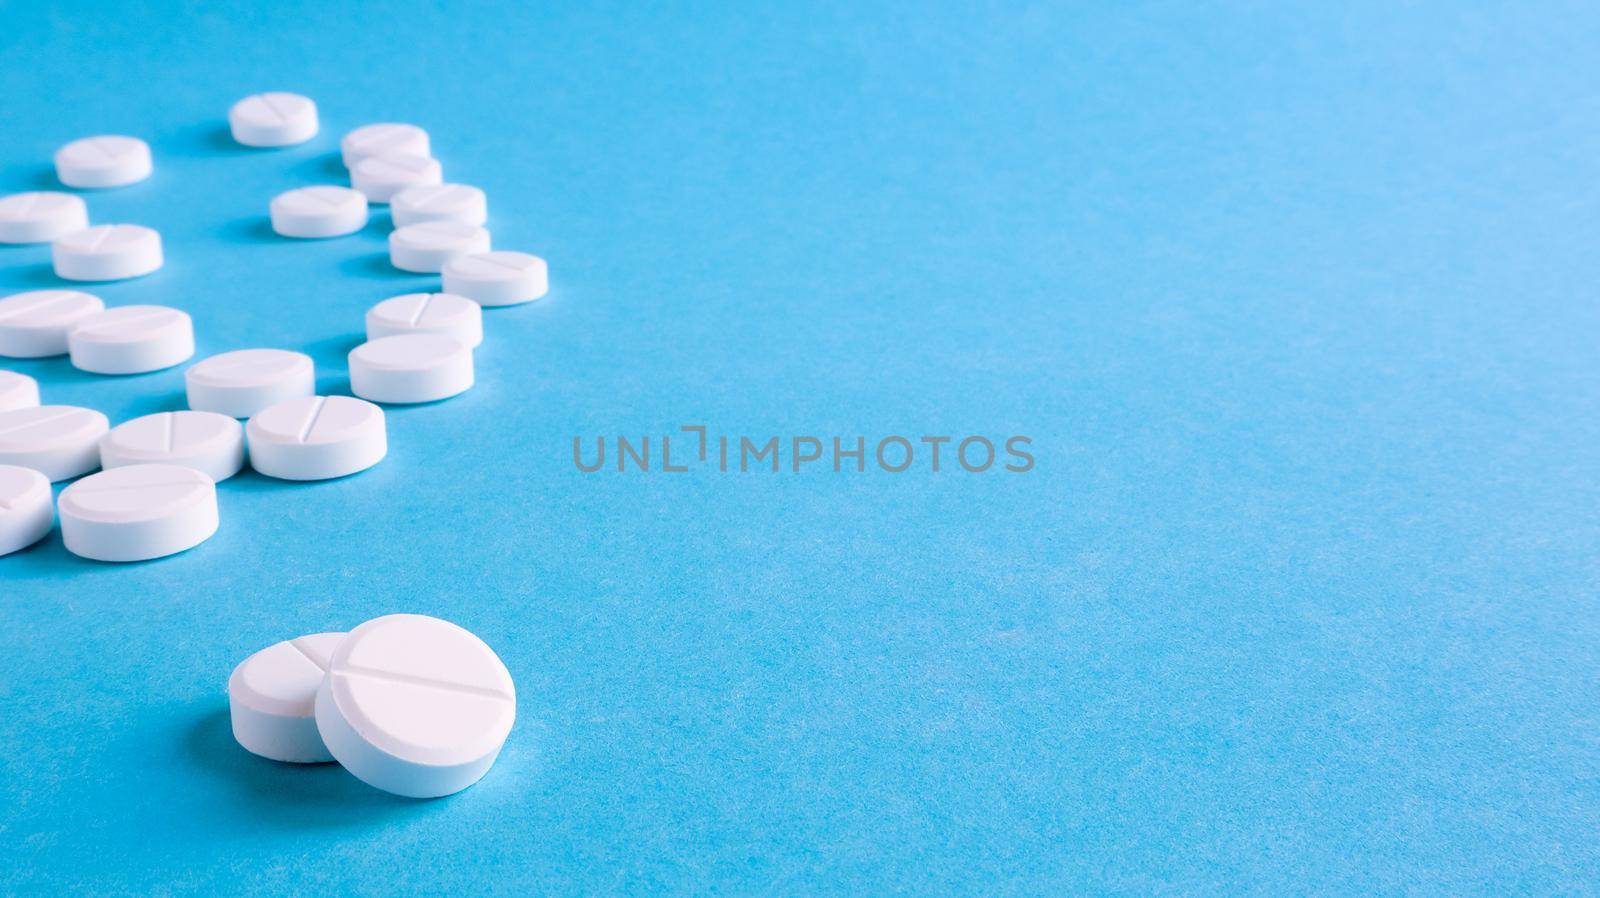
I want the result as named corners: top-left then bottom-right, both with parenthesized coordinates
top-left (0, 192), bottom-right (90, 244)
top-left (390, 184), bottom-right (487, 227)
top-left (68, 305), bottom-right (194, 375)
top-left (315, 614), bottom-right (516, 798)
top-left (269, 186), bottom-right (368, 239)
top-left (100, 411), bottom-right (245, 482)
top-left (246, 395), bottom-right (386, 481)
top-left (58, 463), bottom-right (218, 562)
top-left (442, 251), bottom-right (549, 307)
top-left (54, 136), bottom-right (153, 188)
top-left (186, 349), bottom-right (315, 418)
top-left (349, 334), bottom-right (474, 405)
top-left (0, 371), bottom-right (40, 412)
top-left (365, 293), bottom-right (483, 349)
top-left (229, 632), bottom-right (346, 763)
top-left (52, 225), bottom-right (163, 281)
top-left (351, 154), bottom-right (442, 203)
top-left (0, 290), bottom-right (105, 358)
top-left (340, 123), bottom-right (430, 168)
top-left (228, 92), bottom-right (319, 147)
top-left (0, 405), bottom-right (109, 481)
top-left (388, 221), bottom-right (490, 273)
top-left (0, 465), bottom-right (53, 556)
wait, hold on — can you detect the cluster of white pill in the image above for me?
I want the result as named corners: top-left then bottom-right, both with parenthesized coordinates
top-left (0, 91), bottom-right (551, 564)
top-left (229, 613), bottom-right (515, 797)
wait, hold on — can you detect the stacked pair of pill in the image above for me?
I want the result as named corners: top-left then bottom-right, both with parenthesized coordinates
top-left (229, 613), bottom-right (516, 798)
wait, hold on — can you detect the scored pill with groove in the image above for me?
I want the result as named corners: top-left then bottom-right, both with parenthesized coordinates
top-left (54, 136), bottom-right (153, 189)
top-left (314, 614), bottom-right (516, 798)
top-left (246, 395), bottom-right (386, 481)
top-left (229, 632), bottom-right (346, 763)
top-left (229, 92), bottom-right (319, 147)
top-left (0, 371), bottom-right (40, 412)
top-left (52, 224), bottom-right (163, 281)
top-left (0, 192), bottom-right (90, 244)
top-left (340, 123), bottom-right (430, 168)
top-left (0, 290), bottom-right (105, 358)
top-left (351, 154), bottom-right (442, 203)
top-left (58, 463), bottom-right (218, 562)
top-left (441, 251), bottom-right (549, 307)
top-left (390, 183), bottom-right (487, 227)
top-left (0, 405), bottom-right (109, 481)
top-left (0, 464), bottom-right (54, 556)
top-left (68, 305), bottom-right (194, 375)
top-left (365, 293), bottom-right (483, 349)
top-left (388, 221), bottom-right (490, 273)
top-left (100, 411), bottom-right (245, 483)
top-left (270, 186), bottom-right (367, 238)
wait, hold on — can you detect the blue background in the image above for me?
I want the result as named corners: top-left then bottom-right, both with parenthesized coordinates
top-left (2, 1), bottom-right (1597, 894)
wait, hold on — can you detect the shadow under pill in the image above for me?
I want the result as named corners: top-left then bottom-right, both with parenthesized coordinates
top-left (183, 705), bottom-right (429, 828)
top-left (218, 216), bottom-right (280, 243)
top-left (338, 252), bottom-right (423, 281)
top-left (0, 262), bottom-right (65, 292)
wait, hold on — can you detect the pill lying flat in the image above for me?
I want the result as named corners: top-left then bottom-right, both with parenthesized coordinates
top-left (0, 371), bottom-right (40, 412)
top-left (0, 405), bottom-right (109, 481)
top-left (68, 305), bottom-right (194, 375)
top-left (0, 465), bottom-right (53, 556)
top-left (229, 92), bottom-right (318, 147)
top-left (186, 349), bottom-right (315, 418)
top-left (247, 395), bottom-right (386, 481)
top-left (0, 192), bottom-right (89, 244)
top-left (366, 293), bottom-right (483, 349)
top-left (58, 463), bottom-right (218, 562)
top-left (0, 290), bottom-right (104, 358)
top-left (229, 632), bottom-right (346, 763)
top-left (269, 185), bottom-right (367, 239)
top-left (55, 136), bottom-right (153, 188)
top-left (100, 411), bottom-right (245, 482)
top-left (340, 123), bottom-right (430, 168)
top-left (351, 154), bottom-right (442, 203)
top-left (349, 334), bottom-right (474, 405)
top-left (388, 221), bottom-right (490, 273)
top-left (442, 251), bottom-right (549, 307)
top-left (315, 614), bottom-right (515, 798)
top-left (390, 183), bottom-right (487, 228)
top-left (52, 224), bottom-right (163, 281)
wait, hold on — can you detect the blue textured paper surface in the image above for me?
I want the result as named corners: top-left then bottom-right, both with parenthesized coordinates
top-left (2, 1), bottom-right (1597, 894)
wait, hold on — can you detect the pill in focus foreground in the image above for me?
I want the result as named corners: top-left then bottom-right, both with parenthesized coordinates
top-left (314, 614), bottom-right (516, 798)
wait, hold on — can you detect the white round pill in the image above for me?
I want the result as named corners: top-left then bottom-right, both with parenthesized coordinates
top-left (68, 305), bottom-right (194, 375)
top-left (442, 251), bottom-right (549, 307)
top-left (340, 123), bottom-right (430, 168)
top-left (366, 293), bottom-right (483, 349)
top-left (350, 154), bottom-right (442, 203)
top-left (54, 136), bottom-right (153, 189)
top-left (58, 463), bottom-right (218, 562)
top-left (52, 224), bottom-right (163, 281)
top-left (229, 632), bottom-right (346, 763)
top-left (0, 290), bottom-right (105, 358)
top-left (0, 465), bottom-right (53, 556)
top-left (186, 349), bottom-right (315, 418)
top-left (228, 92), bottom-right (318, 147)
top-left (269, 185), bottom-right (367, 239)
top-left (390, 183), bottom-right (487, 228)
top-left (100, 411), bottom-right (245, 483)
top-left (388, 221), bottom-right (490, 273)
top-left (315, 614), bottom-right (515, 798)
top-left (0, 191), bottom-right (89, 244)
top-left (0, 371), bottom-right (40, 412)
top-left (349, 334), bottom-right (473, 405)
top-left (0, 405), bottom-right (109, 481)
top-left (247, 395), bottom-right (386, 481)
